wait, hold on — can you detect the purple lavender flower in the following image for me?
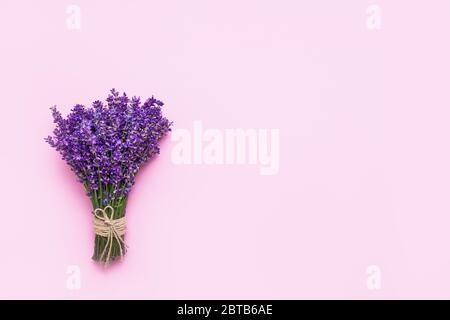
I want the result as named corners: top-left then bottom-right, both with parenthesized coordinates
top-left (46, 89), bottom-right (171, 197)
top-left (46, 89), bottom-right (172, 264)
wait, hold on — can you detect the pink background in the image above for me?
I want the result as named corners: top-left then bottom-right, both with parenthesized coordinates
top-left (1, 0), bottom-right (450, 299)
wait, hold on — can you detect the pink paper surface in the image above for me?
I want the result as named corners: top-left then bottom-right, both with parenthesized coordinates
top-left (1, 0), bottom-right (450, 299)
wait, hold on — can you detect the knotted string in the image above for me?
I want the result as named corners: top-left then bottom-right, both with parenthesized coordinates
top-left (93, 205), bottom-right (127, 266)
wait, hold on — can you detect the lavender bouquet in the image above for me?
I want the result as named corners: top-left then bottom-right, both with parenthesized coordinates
top-left (46, 89), bottom-right (172, 265)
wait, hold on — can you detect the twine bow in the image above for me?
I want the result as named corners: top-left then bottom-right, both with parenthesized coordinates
top-left (93, 205), bottom-right (127, 265)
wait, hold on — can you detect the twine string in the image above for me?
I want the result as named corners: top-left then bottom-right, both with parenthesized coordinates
top-left (93, 205), bottom-right (127, 265)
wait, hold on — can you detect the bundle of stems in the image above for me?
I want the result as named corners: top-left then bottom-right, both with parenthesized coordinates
top-left (88, 183), bottom-right (129, 262)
